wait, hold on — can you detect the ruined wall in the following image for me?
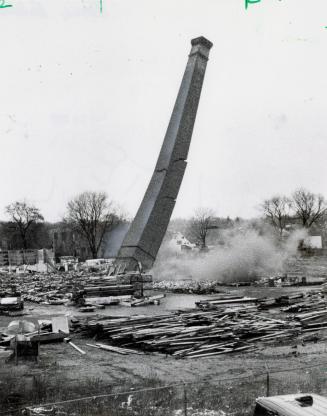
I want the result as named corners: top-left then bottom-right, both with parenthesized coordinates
top-left (0, 249), bottom-right (54, 267)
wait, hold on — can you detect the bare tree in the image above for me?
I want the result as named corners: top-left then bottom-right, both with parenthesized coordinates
top-left (262, 196), bottom-right (292, 237)
top-left (188, 208), bottom-right (215, 249)
top-left (5, 201), bottom-right (44, 249)
top-left (66, 191), bottom-right (119, 258)
top-left (292, 188), bottom-right (327, 228)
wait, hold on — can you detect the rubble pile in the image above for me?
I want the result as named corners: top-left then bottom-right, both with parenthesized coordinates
top-left (0, 270), bottom-right (159, 314)
top-left (152, 280), bottom-right (222, 294)
top-left (0, 271), bottom-right (153, 308)
top-left (0, 272), bottom-right (84, 305)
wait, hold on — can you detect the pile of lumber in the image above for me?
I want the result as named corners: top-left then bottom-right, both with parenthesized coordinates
top-left (83, 283), bottom-right (135, 297)
top-left (294, 307), bottom-right (327, 332)
top-left (282, 299), bottom-right (326, 313)
top-left (198, 292), bottom-right (327, 313)
top-left (77, 307), bottom-right (300, 358)
top-left (77, 290), bottom-right (327, 358)
top-left (258, 293), bottom-right (305, 309)
top-left (73, 273), bottom-right (153, 304)
top-left (196, 296), bottom-right (258, 309)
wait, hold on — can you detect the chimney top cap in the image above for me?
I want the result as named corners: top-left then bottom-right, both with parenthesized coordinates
top-left (191, 36), bottom-right (213, 50)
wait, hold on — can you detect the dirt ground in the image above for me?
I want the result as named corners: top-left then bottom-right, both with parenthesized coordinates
top-left (1, 287), bottom-right (327, 415)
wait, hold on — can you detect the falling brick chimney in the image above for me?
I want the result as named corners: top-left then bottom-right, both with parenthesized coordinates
top-left (115, 36), bottom-right (213, 271)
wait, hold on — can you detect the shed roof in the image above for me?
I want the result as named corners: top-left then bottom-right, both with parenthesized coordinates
top-left (256, 393), bottom-right (327, 416)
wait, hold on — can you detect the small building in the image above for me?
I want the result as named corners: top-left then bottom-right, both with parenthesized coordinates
top-left (302, 236), bottom-right (322, 249)
top-left (170, 232), bottom-right (196, 252)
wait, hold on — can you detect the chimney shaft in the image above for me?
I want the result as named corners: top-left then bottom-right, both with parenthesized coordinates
top-left (116, 37), bottom-right (213, 271)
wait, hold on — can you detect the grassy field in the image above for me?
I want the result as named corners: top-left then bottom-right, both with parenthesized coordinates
top-left (1, 357), bottom-right (327, 415)
top-left (1, 313), bottom-right (327, 415)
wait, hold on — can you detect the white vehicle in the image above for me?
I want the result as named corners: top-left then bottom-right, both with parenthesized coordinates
top-left (254, 393), bottom-right (327, 416)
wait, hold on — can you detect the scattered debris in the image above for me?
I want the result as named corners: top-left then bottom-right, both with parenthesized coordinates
top-left (0, 346), bottom-right (13, 361)
top-left (0, 294), bottom-right (24, 314)
top-left (86, 342), bottom-right (143, 355)
top-left (63, 337), bottom-right (86, 355)
top-left (0, 318), bottom-right (72, 349)
top-left (23, 406), bottom-right (60, 416)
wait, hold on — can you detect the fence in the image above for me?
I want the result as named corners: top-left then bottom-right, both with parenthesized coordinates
top-left (1, 361), bottom-right (327, 416)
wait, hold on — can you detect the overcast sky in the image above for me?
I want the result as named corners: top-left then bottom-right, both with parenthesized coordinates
top-left (1, 0), bottom-right (327, 222)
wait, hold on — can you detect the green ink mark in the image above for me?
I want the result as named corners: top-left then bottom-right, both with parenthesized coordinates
top-left (0, 0), bottom-right (12, 7)
top-left (245, 0), bottom-right (261, 10)
top-left (100, 0), bottom-right (102, 13)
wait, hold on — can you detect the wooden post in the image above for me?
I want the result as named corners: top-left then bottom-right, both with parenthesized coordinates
top-left (265, 362), bottom-right (270, 396)
top-left (183, 384), bottom-right (188, 416)
top-left (14, 335), bottom-right (18, 365)
top-left (138, 261), bottom-right (144, 297)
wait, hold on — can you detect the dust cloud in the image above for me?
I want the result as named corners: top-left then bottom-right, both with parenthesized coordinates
top-left (152, 227), bottom-right (308, 283)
